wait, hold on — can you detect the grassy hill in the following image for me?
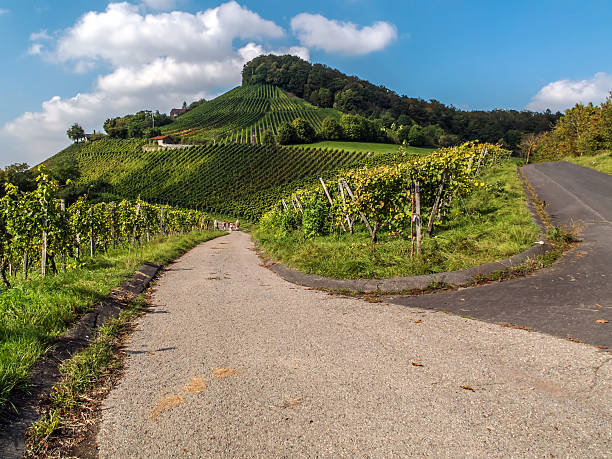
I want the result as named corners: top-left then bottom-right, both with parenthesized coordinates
top-left (162, 84), bottom-right (341, 144)
top-left (48, 138), bottom-right (410, 220)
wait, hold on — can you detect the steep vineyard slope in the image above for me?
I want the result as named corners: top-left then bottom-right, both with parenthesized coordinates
top-left (162, 84), bottom-right (341, 143)
top-left (48, 138), bottom-right (403, 219)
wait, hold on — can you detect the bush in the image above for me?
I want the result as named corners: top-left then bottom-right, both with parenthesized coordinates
top-left (277, 122), bottom-right (297, 145)
top-left (292, 118), bottom-right (316, 143)
top-left (321, 117), bottom-right (343, 140)
top-left (302, 194), bottom-right (330, 237)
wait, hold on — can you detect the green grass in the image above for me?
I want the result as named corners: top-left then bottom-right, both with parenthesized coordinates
top-left (0, 230), bottom-right (225, 411)
top-left (563, 151), bottom-right (612, 175)
top-left (297, 141), bottom-right (433, 155)
top-left (254, 159), bottom-right (540, 279)
top-left (26, 294), bottom-right (149, 456)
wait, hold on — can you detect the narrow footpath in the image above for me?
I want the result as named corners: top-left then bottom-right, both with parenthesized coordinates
top-left (389, 161), bottom-right (612, 349)
top-left (97, 229), bottom-right (611, 456)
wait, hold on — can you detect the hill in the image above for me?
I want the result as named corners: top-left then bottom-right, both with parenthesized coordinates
top-left (161, 84), bottom-right (341, 144)
top-left (47, 138), bottom-right (426, 220)
top-left (242, 55), bottom-right (561, 149)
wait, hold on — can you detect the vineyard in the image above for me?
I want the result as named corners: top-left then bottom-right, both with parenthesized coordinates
top-left (161, 84), bottom-right (341, 143)
top-left (260, 142), bottom-right (511, 245)
top-left (46, 139), bottom-right (410, 220)
top-left (0, 170), bottom-right (211, 288)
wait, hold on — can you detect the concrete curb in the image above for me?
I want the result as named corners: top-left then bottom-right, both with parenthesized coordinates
top-left (0, 263), bottom-right (162, 459)
top-left (267, 167), bottom-right (552, 293)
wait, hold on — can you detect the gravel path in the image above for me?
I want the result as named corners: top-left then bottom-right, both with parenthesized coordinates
top-left (97, 231), bottom-right (611, 457)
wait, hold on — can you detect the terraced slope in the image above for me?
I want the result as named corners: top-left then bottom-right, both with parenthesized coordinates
top-left (162, 84), bottom-right (341, 144)
top-left (49, 138), bottom-right (397, 219)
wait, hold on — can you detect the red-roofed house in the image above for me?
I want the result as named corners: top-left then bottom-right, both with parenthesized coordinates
top-left (170, 108), bottom-right (188, 117)
top-left (150, 135), bottom-right (175, 146)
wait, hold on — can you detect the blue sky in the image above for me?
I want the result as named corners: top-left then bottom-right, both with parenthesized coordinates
top-left (1, 0), bottom-right (611, 165)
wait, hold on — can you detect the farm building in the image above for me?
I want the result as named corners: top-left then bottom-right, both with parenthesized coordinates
top-left (150, 135), bottom-right (176, 146)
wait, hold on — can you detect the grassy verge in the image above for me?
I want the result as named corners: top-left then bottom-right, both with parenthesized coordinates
top-left (26, 294), bottom-right (149, 457)
top-left (563, 151), bottom-right (612, 175)
top-left (296, 141), bottom-right (433, 155)
top-left (254, 159), bottom-right (540, 279)
top-left (0, 230), bottom-right (225, 410)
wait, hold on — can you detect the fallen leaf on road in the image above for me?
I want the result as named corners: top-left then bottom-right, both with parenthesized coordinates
top-left (411, 362), bottom-right (423, 367)
top-left (597, 345), bottom-right (608, 350)
top-left (595, 319), bottom-right (608, 324)
top-left (212, 368), bottom-right (241, 378)
top-left (183, 377), bottom-right (206, 394)
top-left (414, 319), bottom-right (423, 324)
top-left (151, 395), bottom-right (185, 420)
top-left (460, 385), bottom-right (475, 392)
top-left (282, 399), bottom-right (301, 408)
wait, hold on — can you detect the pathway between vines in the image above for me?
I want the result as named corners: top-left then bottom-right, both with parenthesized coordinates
top-left (97, 230), bottom-right (610, 457)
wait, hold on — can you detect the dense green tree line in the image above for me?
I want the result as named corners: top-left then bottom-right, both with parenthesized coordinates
top-left (242, 55), bottom-right (561, 150)
top-left (104, 110), bottom-right (173, 139)
top-left (531, 93), bottom-right (612, 161)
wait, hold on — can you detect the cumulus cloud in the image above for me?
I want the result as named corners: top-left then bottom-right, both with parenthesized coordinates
top-left (291, 13), bottom-right (397, 55)
top-left (2, 1), bottom-right (307, 165)
top-left (140, 0), bottom-right (176, 10)
top-left (527, 72), bottom-right (612, 112)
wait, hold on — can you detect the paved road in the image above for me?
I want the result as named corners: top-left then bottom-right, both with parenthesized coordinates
top-left (389, 162), bottom-right (612, 349)
top-left (97, 230), bottom-right (611, 457)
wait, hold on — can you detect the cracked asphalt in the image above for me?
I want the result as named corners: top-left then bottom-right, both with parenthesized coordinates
top-left (97, 225), bottom-right (611, 456)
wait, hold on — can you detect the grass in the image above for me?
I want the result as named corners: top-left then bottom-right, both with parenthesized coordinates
top-left (296, 141), bottom-right (434, 155)
top-left (563, 151), bottom-right (612, 175)
top-left (254, 159), bottom-right (540, 279)
top-left (0, 230), bottom-right (225, 411)
top-left (26, 294), bottom-right (149, 457)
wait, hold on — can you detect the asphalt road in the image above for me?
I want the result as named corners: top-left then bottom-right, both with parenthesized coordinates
top-left (97, 228), bottom-right (611, 457)
top-left (389, 161), bottom-right (612, 349)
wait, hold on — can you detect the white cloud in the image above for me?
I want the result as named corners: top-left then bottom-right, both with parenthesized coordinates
top-left (0, 8), bottom-right (10, 15)
top-left (291, 13), bottom-right (397, 56)
top-left (28, 43), bottom-right (43, 55)
top-left (140, 0), bottom-right (176, 10)
top-left (527, 72), bottom-right (612, 112)
top-left (30, 29), bottom-right (52, 41)
top-left (1, 1), bottom-right (307, 166)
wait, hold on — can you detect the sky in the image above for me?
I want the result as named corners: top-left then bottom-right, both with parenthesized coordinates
top-left (1, 0), bottom-right (611, 166)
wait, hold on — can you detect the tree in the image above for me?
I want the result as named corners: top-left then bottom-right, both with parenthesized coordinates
top-left (67, 123), bottom-right (85, 143)
top-left (321, 117), bottom-right (343, 140)
top-left (519, 132), bottom-right (543, 164)
top-left (406, 124), bottom-right (426, 147)
top-left (291, 118), bottom-right (316, 143)
top-left (277, 122), bottom-right (297, 145)
top-left (262, 129), bottom-right (276, 145)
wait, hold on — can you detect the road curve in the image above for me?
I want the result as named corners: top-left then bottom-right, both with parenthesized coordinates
top-left (97, 229), bottom-right (611, 457)
top-left (389, 161), bottom-right (612, 348)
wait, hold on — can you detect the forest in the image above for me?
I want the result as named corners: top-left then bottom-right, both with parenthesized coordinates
top-left (242, 55), bottom-right (561, 150)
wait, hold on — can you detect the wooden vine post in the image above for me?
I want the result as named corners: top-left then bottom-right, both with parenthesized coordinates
top-left (60, 199), bottom-right (67, 272)
top-left (410, 192), bottom-right (415, 258)
top-left (340, 179), bottom-right (374, 241)
top-left (414, 180), bottom-right (422, 255)
top-left (41, 220), bottom-right (47, 277)
top-left (89, 206), bottom-right (95, 257)
top-left (320, 178), bottom-right (344, 232)
top-left (338, 179), bottom-right (353, 233)
top-left (426, 172), bottom-right (446, 238)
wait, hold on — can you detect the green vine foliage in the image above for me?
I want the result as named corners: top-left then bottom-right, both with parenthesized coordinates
top-left (260, 142), bottom-right (510, 242)
top-left (0, 167), bottom-right (212, 287)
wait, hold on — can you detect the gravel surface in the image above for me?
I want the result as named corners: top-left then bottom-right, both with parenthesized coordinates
top-left (97, 232), bottom-right (611, 457)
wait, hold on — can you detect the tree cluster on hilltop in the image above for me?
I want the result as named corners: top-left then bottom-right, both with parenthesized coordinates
top-left (529, 93), bottom-right (612, 162)
top-left (103, 110), bottom-right (173, 139)
top-left (242, 55), bottom-right (561, 150)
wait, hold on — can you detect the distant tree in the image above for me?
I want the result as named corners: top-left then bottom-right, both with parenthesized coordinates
top-left (2, 163), bottom-right (35, 192)
top-left (438, 133), bottom-right (460, 147)
top-left (321, 117), bottom-right (343, 140)
top-left (406, 124), bottom-right (426, 147)
top-left (423, 124), bottom-right (445, 147)
top-left (146, 127), bottom-right (162, 138)
top-left (67, 123), bottom-right (85, 142)
top-left (262, 129), bottom-right (276, 145)
top-left (291, 118), bottom-right (316, 143)
top-left (277, 122), bottom-right (297, 145)
top-left (519, 132), bottom-right (543, 164)
top-left (397, 125), bottom-right (412, 144)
